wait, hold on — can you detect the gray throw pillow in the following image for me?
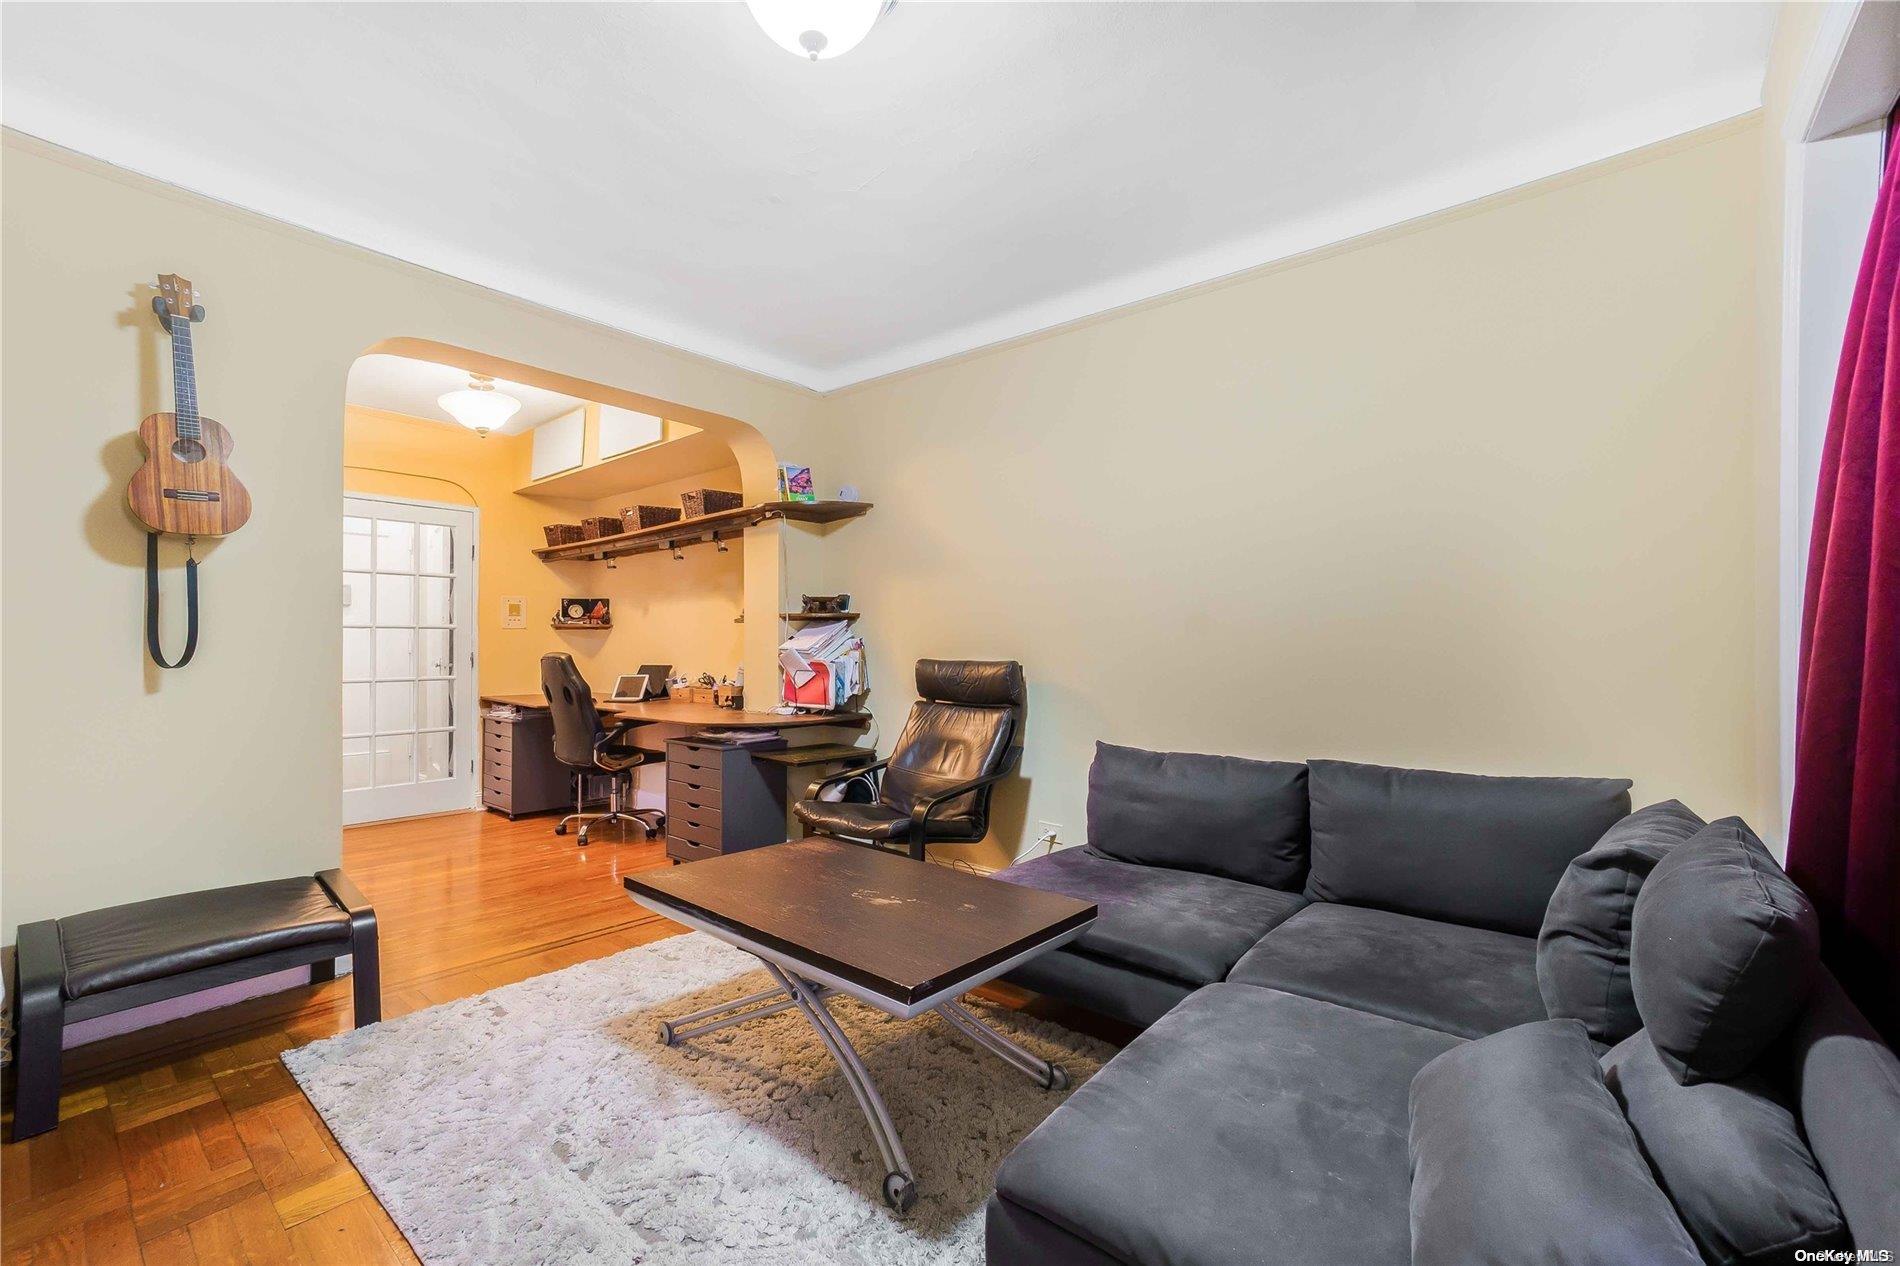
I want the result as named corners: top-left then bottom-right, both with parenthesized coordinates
top-left (1630, 818), bottom-right (1820, 1085)
top-left (1086, 742), bottom-right (1309, 889)
top-left (1408, 1019), bottom-right (1701, 1266)
top-left (1539, 800), bottom-right (1706, 1047)
top-left (1306, 760), bottom-right (1632, 936)
top-left (1602, 1030), bottom-right (1848, 1265)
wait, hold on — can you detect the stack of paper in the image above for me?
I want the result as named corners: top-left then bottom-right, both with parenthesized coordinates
top-left (779, 620), bottom-right (867, 711)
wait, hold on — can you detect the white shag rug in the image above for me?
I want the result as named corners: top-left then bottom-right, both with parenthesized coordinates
top-left (283, 933), bottom-right (1112, 1266)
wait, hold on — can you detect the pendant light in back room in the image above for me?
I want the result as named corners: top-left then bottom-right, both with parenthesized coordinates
top-left (437, 373), bottom-right (521, 437)
top-left (746, 0), bottom-right (892, 61)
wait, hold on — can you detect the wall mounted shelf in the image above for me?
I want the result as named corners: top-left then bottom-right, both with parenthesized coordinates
top-left (532, 499), bottom-right (872, 564)
top-left (551, 620), bottom-right (612, 631)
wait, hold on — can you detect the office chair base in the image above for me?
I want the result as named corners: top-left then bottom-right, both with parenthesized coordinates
top-left (569, 809), bottom-right (666, 845)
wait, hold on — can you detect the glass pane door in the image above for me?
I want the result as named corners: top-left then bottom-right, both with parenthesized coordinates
top-left (343, 496), bottom-right (477, 824)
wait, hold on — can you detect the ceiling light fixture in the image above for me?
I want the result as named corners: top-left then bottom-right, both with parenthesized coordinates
top-left (747, 0), bottom-right (891, 61)
top-left (437, 373), bottom-right (521, 437)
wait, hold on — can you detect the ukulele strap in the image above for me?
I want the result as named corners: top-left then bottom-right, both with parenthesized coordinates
top-left (145, 532), bottom-right (200, 669)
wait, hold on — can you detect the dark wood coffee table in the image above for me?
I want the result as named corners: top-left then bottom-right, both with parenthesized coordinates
top-left (625, 838), bottom-right (1096, 1212)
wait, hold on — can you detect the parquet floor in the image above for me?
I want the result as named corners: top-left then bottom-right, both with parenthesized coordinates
top-left (1, 812), bottom-right (1107, 1264)
top-left (0, 811), bottom-right (691, 1265)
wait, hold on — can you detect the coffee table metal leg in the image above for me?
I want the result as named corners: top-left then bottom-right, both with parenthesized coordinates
top-left (656, 983), bottom-right (832, 1046)
top-left (760, 962), bottom-right (918, 1214)
top-left (936, 998), bottom-right (1070, 1091)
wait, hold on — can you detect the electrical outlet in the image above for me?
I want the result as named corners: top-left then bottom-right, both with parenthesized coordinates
top-left (1036, 821), bottom-right (1063, 847)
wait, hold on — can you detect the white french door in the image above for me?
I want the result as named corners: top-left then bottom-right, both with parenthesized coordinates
top-left (342, 495), bottom-right (478, 824)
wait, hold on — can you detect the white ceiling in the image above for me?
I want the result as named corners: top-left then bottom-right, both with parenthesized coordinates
top-left (347, 355), bottom-right (585, 435)
top-left (2, 2), bottom-right (1777, 392)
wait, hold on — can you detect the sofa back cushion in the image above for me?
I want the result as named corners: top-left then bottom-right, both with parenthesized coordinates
top-left (1784, 971), bottom-right (1900, 1251)
top-left (1538, 800), bottom-right (1706, 1048)
top-left (1601, 1030), bottom-right (1847, 1265)
top-left (1630, 818), bottom-right (1819, 1084)
top-left (1408, 1019), bottom-right (1701, 1266)
top-left (1305, 760), bottom-right (1633, 936)
top-left (1086, 742), bottom-right (1308, 889)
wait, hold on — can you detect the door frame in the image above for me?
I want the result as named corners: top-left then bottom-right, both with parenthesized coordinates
top-left (342, 491), bottom-right (481, 821)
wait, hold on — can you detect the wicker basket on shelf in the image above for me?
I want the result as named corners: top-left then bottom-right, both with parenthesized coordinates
top-left (543, 523), bottom-right (585, 547)
top-left (681, 488), bottom-right (744, 518)
top-left (579, 516), bottom-right (623, 540)
top-left (621, 504), bottom-right (683, 531)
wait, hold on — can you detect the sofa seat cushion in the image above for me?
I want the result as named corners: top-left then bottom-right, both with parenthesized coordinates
top-left (57, 877), bottom-right (351, 999)
top-left (1227, 903), bottom-right (1545, 1039)
top-left (995, 983), bottom-right (1463, 1266)
top-left (996, 847), bottom-right (1306, 985)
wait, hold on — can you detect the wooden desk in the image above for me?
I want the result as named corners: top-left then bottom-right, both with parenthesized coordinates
top-left (478, 694), bottom-right (868, 731)
top-left (476, 694), bottom-right (868, 821)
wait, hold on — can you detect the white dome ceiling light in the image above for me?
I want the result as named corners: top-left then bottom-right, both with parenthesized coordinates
top-left (437, 373), bottom-right (521, 437)
top-left (746, 0), bottom-right (891, 62)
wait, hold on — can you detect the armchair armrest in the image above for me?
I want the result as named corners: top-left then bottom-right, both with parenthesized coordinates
top-left (594, 720), bottom-right (648, 759)
top-left (804, 756), bottom-right (889, 803)
top-left (908, 747), bottom-right (1023, 841)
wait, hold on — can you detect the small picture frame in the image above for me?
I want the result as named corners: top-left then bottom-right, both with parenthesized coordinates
top-left (777, 463), bottom-right (816, 503)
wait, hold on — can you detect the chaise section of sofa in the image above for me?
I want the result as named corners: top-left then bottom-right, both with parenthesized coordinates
top-left (991, 983), bottom-right (1464, 1266)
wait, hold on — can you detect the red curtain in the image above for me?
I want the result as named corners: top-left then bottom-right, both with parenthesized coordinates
top-left (1787, 116), bottom-right (1900, 1038)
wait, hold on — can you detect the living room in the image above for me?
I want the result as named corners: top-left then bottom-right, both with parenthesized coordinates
top-left (2, 3), bottom-right (1897, 1264)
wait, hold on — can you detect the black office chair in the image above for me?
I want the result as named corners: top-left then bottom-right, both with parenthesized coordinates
top-left (541, 653), bottom-right (666, 846)
top-left (794, 659), bottom-right (1025, 861)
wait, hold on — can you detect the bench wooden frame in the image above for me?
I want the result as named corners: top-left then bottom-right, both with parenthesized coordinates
top-left (8, 868), bottom-right (379, 1141)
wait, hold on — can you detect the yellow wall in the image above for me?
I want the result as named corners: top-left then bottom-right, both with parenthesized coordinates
top-left (0, 132), bottom-right (826, 943)
top-left (342, 406), bottom-right (746, 698)
top-left (825, 118), bottom-right (1775, 868)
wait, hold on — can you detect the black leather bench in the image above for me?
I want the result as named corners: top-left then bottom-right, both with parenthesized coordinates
top-left (9, 869), bottom-right (378, 1140)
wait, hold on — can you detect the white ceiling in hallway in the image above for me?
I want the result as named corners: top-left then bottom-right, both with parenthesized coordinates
top-left (1, 2), bottom-right (1777, 391)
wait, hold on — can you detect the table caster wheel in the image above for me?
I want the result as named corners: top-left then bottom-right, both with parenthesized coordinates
top-left (657, 1021), bottom-right (675, 1045)
top-left (882, 1172), bottom-right (917, 1214)
top-left (1043, 1063), bottom-right (1070, 1092)
top-left (554, 824), bottom-right (567, 836)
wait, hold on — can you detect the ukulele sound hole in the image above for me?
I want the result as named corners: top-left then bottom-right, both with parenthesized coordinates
top-left (170, 437), bottom-right (208, 463)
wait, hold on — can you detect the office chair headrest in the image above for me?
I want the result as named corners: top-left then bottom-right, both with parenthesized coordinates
top-left (915, 659), bottom-right (1025, 710)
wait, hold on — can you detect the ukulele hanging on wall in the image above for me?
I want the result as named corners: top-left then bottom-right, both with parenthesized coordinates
top-left (127, 273), bottom-right (252, 668)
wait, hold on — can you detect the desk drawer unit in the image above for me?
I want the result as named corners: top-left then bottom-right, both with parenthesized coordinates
top-left (664, 738), bottom-right (789, 864)
top-left (480, 712), bottom-right (571, 819)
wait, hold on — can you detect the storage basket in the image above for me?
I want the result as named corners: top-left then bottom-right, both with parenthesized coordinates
top-left (621, 504), bottom-right (683, 531)
top-left (579, 516), bottom-right (623, 539)
top-left (543, 523), bottom-right (585, 547)
top-left (681, 488), bottom-right (744, 519)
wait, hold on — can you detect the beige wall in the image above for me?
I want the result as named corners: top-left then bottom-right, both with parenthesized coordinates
top-left (825, 118), bottom-right (1774, 868)
top-left (0, 133), bottom-right (825, 942)
top-left (1, 110), bottom-right (1785, 936)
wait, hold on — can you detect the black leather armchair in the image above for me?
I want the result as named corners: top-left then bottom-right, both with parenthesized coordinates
top-left (794, 659), bottom-right (1025, 860)
top-left (541, 653), bottom-right (666, 845)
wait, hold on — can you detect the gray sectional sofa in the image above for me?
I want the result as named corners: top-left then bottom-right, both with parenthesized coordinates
top-left (988, 743), bottom-right (1900, 1266)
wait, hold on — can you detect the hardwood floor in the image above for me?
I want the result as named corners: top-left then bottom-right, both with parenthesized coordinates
top-left (1, 810), bottom-right (689, 1265)
top-left (2, 812), bottom-right (1115, 1264)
